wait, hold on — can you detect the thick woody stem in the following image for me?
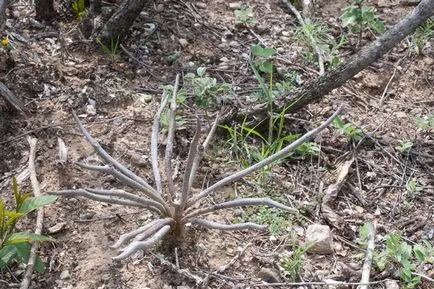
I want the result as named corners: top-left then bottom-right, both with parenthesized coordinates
top-left (190, 219), bottom-right (267, 231)
top-left (187, 106), bottom-right (343, 207)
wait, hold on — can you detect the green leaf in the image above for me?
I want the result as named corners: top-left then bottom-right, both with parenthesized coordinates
top-left (35, 255), bottom-right (45, 273)
top-left (19, 195), bottom-right (58, 214)
top-left (359, 223), bottom-right (370, 240)
top-left (196, 67), bottom-right (206, 77)
top-left (251, 45), bottom-right (275, 57)
top-left (5, 232), bottom-right (55, 245)
top-left (413, 244), bottom-right (426, 263)
top-left (0, 245), bottom-right (18, 268)
top-left (0, 199), bottom-right (5, 237)
top-left (259, 61), bottom-right (273, 74)
top-left (12, 242), bottom-right (31, 263)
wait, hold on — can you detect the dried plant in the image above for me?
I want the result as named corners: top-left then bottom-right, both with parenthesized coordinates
top-left (52, 75), bottom-right (342, 260)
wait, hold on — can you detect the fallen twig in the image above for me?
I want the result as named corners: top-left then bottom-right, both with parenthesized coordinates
top-left (20, 137), bottom-right (42, 289)
top-left (359, 221), bottom-right (376, 289)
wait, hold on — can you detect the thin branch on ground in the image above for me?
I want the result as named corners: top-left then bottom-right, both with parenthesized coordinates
top-left (153, 253), bottom-right (204, 285)
top-left (359, 221), bottom-right (376, 289)
top-left (216, 243), bottom-right (251, 274)
top-left (20, 137), bottom-right (42, 289)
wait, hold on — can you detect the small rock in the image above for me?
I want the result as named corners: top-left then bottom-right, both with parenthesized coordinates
top-left (220, 57), bottom-right (230, 63)
top-left (178, 38), bottom-right (189, 47)
top-left (195, 2), bottom-right (206, 8)
top-left (424, 57), bottom-right (434, 66)
top-left (306, 224), bottom-right (334, 254)
top-left (48, 222), bottom-right (67, 234)
top-left (229, 40), bottom-right (240, 47)
top-left (86, 104), bottom-right (96, 116)
top-left (385, 280), bottom-right (400, 289)
top-left (229, 2), bottom-right (242, 9)
top-left (258, 267), bottom-right (281, 283)
top-left (12, 10), bottom-right (20, 18)
top-left (281, 36), bottom-right (291, 43)
top-left (281, 31), bottom-right (290, 36)
top-left (60, 270), bottom-right (70, 280)
top-left (135, 93), bottom-right (153, 102)
top-left (269, 235), bottom-right (277, 242)
top-left (155, 4), bottom-right (164, 12)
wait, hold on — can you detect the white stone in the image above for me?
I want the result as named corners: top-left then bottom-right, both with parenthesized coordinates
top-left (306, 224), bottom-right (333, 254)
top-left (385, 280), bottom-right (400, 289)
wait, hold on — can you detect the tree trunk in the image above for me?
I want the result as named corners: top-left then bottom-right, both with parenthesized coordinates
top-left (227, 0), bottom-right (434, 123)
top-left (0, 0), bottom-right (7, 30)
top-left (99, 0), bottom-right (147, 42)
top-left (35, 0), bottom-right (56, 21)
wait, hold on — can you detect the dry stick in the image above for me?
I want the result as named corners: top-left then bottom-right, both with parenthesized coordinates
top-left (187, 105), bottom-right (343, 207)
top-left (72, 111), bottom-right (161, 200)
top-left (216, 243), bottom-right (251, 274)
top-left (232, 0), bottom-right (434, 122)
top-left (153, 253), bottom-right (204, 284)
top-left (184, 197), bottom-right (298, 221)
top-left (165, 74), bottom-right (180, 200)
top-left (359, 221), bottom-right (376, 289)
top-left (282, 0), bottom-right (324, 75)
top-left (113, 225), bottom-right (171, 260)
top-left (190, 218), bottom-right (267, 231)
top-left (151, 94), bottom-right (171, 195)
top-left (20, 137), bottom-right (42, 289)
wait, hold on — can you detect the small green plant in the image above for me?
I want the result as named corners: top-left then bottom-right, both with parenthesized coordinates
top-left (234, 5), bottom-right (258, 27)
top-left (281, 238), bottom-right (314, 281)
top-left (296, 142), bottom-right (320, 158)
top-left (395, 140), bottom-right (413, 153)
top-left (413, 19), bottom-right (434, 53)
top-left (341, 0), bottom-right (385, 45)
top-left (415, 114), bottom-right (434, 132)
top-left (96, 37), bottom-right (120, 61)
top-left (184, 67), bottom-right (230, 108)
top-left (167, 51), bottom-right (180, 64)
top-left (72, 0), bottom-right (87, 20)
top-left (294, 21), bottom-right (347, 67)
top-left (0, 177), bottom-right (57, 272)
top-left (332, 116), bottom-right (363, 142)
top-left (373, 232), bottom-right (431, 289)
top-left (405, 179), bottom-right (422, 200)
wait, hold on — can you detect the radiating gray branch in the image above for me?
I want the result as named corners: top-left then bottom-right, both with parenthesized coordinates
top-left (184, 197), bottom-right (298, 221)
top-left (190, 218), bottom-right (267, 231)
top-left (187, 106), bottom-right (343, 207)
top-left (85, 188), bottom-right (166, 215)
top-left (111, 218), bottom-right (173, 249)
top-left (76, 162), bottom-right (164, 204)
top-left (52, 189), bottom-right (158, 211)
top-left (188, 112), bottom-right (221, 189)
top-left (151, 94), bottom-right (171, 195)
top-left (178, 116), bottom-right (201, 217)
top-left (164, 74), bottom-right (180, 200)
top-left (72, 111), bottom-right (155, 193)
top-left (113, 225), bottom-right (171, 260)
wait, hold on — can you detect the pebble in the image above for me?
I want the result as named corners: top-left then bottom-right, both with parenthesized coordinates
top-left (195, 2), bottom-right (206, 8)
top-left (424, 57), bottom-right (434, 66)
top-left (155, 4), bottom-right (164, 12)
top-left (280, 36), bottom-right (291, 43)
top-left (229, 2), bottom-right (242, 9)
top-left (178, 38), bottom-right (189, 47)
top-left (258, 267), bottom-right (281, 283)
top-left (12, 10), bottom-right (20, 18)
top-left (48, 222), bottom-right (67, 234)
top-left (229, 40), bottom-right (240, 47)
top-left (60, 270), bottom-right (70, 280)
top-left (281, 31), bottom-right (290, 36)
